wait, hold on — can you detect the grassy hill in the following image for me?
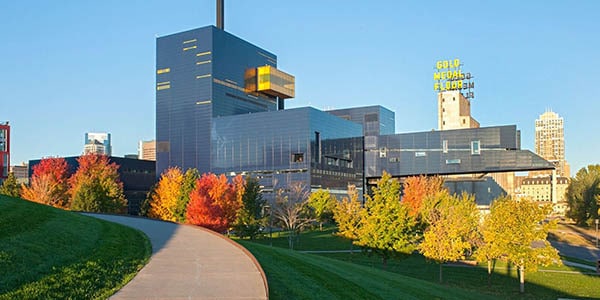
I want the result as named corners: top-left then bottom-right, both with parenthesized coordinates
top-left (0, 195), bottom-right (150, 299)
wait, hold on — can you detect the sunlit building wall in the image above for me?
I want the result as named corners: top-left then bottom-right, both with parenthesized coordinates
top-left (534, 110), bottom-right (569, 177)
top-left (438, 90), bottom-right (479, 130)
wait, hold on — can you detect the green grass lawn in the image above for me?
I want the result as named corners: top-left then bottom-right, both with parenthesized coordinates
top-left (0, 195), bottom-right (151, 299)
top-left (240, 226), bottom-right (600, 299)
top-left (240, 241), bottom-right (499, 300)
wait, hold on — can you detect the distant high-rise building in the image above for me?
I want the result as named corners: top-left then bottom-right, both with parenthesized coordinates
top-left (534, 110), bottom-right (569, 177)
top-left (84, 132), bottom-right (111, 156)
top-left (83, 140), bottom-right (106, 155)
top-left (138, 140), bottom-right (156, 161)
top-left (0, 122), bottom-right (10, 180)
top-left (438, 90), bottom-right (479, 130)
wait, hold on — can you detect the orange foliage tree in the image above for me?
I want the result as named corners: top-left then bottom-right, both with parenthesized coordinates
top-left (21, 157), bottom-right (70, 208)
top-left (186, 173), bottom-right (242, 232)
top-left (148, 167), bottom-right (184, 221)
top-left (402, 175), bottom-right (445, 216)
top-left (69, 154), bottom-right (126, 213)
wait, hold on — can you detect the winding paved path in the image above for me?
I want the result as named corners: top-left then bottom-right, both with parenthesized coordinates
top-left (84, 214), bottom-right (268, 300)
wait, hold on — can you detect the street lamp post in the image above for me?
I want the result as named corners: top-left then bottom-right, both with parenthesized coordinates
top-left (263, 205), bottom-right (273, 247)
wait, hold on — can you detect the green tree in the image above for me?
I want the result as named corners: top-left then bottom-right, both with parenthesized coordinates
top-left (474, 211), bottom-right (504, 287)
top-left (333, 191), bottom-right (364, 252)
top-left (419, 192), bottom-right (480, 283)
top-left (480, 196), bottom-right (560, 293)
top-left (0, 172), bottom-right (20, 198)
top-left (566, 165), bottom-right (600, 226)
top-left (69, 154), bottom-right (127, 213)
top-left (308, 189), bottom-right (337, 231)
top-left (355, 171), bottom-right (417, 267)
top-left (173, 168), bottom-right (200, 223)
top-left (234, 177), bottom-right (266, 239)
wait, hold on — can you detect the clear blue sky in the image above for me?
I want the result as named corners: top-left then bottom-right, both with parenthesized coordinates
top-left (2, 1), bottom-right (598, 175)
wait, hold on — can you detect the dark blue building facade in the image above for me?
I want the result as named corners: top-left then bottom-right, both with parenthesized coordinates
top-left (156, 26), bottom-right (279, 176)
top-left (211, 107), bottom-right (364, 199)
top-left (327, 105), bottom-right (395, 136)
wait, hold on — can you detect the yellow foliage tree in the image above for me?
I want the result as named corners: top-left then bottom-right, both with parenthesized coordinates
top-left (476, 196), bottom-right (561, 293)
top-left (148, 167), bottom-right (184, 221)
top-left (333, 191), bottom-right (364, 252)
top-left (419, 192), bottom-right (480, 283)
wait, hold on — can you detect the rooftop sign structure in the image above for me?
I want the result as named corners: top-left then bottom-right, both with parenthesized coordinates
top-left (433, 58), bottom-right (475, 99)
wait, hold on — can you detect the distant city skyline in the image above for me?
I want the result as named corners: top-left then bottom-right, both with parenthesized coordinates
top-left (2, 1), bottom-right (599, 174)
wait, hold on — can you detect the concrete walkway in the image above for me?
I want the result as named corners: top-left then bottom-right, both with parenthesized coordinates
top-left (84, 214), bottom-right (268, 300)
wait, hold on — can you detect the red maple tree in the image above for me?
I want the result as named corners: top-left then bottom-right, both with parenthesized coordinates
top-left (402, 175), bottom-right (445, 216)
top-left (186, 173), bottom-right (242, 232)
top-left (22, 157), bottom-right (70, 208)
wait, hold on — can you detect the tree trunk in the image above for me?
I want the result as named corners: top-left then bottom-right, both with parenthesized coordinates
top-left (319, 222), bottom-right (323, 231)
top-left (439, 263), bottom-right (443, 283)
top-left (519, 265), bottom-right (525, 293)
top-left (288, 230), bottom-right (294, 250)
top-left (487, 260), bottom-right (492, 287)
top-left (382, 256), bottom-right (387, 269)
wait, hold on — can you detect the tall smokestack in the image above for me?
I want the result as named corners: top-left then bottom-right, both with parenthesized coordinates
top-left (216, 0), bottom-right (224, 30)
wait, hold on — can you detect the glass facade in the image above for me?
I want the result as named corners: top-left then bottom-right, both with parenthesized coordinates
top-left (253, 65), bottom-right (295, 99)
top-left (327, 106), bottom-right (395, 136)
top-left (156, 26), bottom-right (278, 176)
top-left (365, 125), bottom-right (554, 178)
top-left (211, 107), bottom-right (363, 199)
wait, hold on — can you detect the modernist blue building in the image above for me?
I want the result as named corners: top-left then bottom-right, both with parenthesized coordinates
top-left (156, 25), bottom-right (554, 203)
top-left (156, 25), bottom-right (293, 177)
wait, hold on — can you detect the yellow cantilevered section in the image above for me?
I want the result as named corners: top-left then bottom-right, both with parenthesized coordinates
top-left (247, 65), bottom-right (295, 99)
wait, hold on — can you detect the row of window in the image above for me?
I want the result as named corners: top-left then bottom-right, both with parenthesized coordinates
top-left (378, 140), bottom-right (481, 157)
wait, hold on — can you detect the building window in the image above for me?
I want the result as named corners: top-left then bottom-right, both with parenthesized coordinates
top-left (442, 140), bottom-right (448, 153)
top-left (379, 147), bottom-right (387, 158)
top-left (471, 140), bottom-right (481, 155)
top-left (292, 153), bottom-right (304, 163)
top-left (315, 131), bottom-right (321, 163)
top-left (156, 68), bottom-right (170, 74)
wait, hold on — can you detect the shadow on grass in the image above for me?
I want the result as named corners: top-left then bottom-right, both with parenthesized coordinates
top-left (240, 227), bottom-right (600, 300)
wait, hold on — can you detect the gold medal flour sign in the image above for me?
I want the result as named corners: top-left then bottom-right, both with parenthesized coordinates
top-left (433, 58), bottom-right (475, 99)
